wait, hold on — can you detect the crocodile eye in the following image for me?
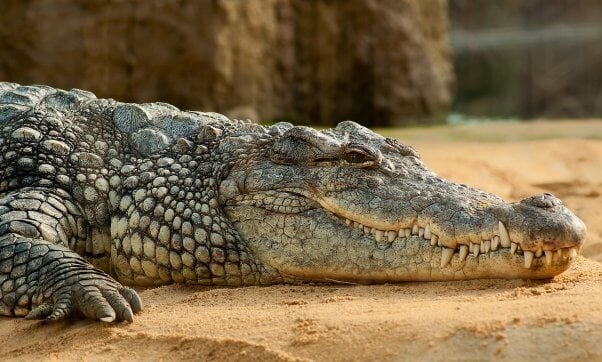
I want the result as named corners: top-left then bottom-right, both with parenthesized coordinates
top-left (343, 150), bottom-right (369, 164)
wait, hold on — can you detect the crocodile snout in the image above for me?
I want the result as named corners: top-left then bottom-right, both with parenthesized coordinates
top-left (508, 193), bottom-right (587, 254)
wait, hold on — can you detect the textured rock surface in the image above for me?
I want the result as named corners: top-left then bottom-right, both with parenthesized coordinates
top-left (0, 0), bottom-right (453, 126)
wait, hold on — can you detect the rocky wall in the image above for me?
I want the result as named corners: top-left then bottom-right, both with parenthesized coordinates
top-left (0, 0), bottom-right (453, 126)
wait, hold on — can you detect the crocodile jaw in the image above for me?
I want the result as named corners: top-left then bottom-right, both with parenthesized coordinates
top-left (224, 194), bottom-right (584, 282)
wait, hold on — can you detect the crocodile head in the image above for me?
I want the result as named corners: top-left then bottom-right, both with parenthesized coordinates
top-left (220, 121), bottom-right (586, 282)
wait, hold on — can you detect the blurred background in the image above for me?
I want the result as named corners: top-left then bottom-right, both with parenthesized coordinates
top-left (1, 0), bottom-right (601, 126)
top-left (451, 0), bottom-right (602, 121)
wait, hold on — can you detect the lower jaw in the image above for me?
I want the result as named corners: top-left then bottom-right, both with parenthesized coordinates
top-left (270, 236), bottom-right (578, 283)
top-left (371, 240), bottom-right (576, 282)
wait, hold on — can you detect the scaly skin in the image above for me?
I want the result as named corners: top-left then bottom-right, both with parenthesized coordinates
top-left (0, 83), bottom-right (586, 323)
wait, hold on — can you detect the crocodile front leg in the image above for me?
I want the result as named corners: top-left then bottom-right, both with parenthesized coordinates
top-left (0, 188), bottom-right (142, 322)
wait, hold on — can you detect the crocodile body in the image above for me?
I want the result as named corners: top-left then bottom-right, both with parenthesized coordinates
top-left (0, 83), bottom-right (586, 322)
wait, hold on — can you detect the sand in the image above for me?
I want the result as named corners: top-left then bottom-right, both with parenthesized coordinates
top-left (1, 120), bottom-right (601, 361)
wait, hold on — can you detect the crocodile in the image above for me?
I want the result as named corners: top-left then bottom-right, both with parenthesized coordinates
top-left (0, 83), bottom-right (586, 323)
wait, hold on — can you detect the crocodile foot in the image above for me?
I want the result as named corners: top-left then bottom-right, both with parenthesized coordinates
top-left (26, 280), bottom-right (142, 323)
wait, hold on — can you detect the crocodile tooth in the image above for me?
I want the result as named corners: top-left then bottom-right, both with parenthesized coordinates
top-left (418, 227), bottom-right (424, 238)
top-left (556, 249), bottom-right (562, 257)
top-left (472, 243), bottom-right (479, 257)
top-left (510, 242), bottom-right (518, 255)
top-left (374, 229), bottom-right (384, 242)
top-left (480, 240), bottom-right (490, 253)
top-left (424, 224), bottom-right (431, 239)
top-left (524, 251), bottom-right (534, 268)
top-left (459, 245), bottom-right (469, 261)
top-left (345, 219), bottom-right (352, 226)
top-left (569, 248), bottom-right (577, 258)
top-left (535, 247), bottom-right (543, 258)
top-left (404, 228), bottom-right (411, 238)
top-left (544, 250), bottom-right (552, 265)
top-left (499, 221), bottom-right (511, 247)
top-left (491, 236), bottom-right (500, 251)
top-left (441, 247), bottom-right (454, 267)
top-left (430, 234), bottom-right (438, 246)
top-left (363, 226), bottom-right (372, 234)
top-left (354, 222), bottom-right (362, 229)
top-left (387, 230), bottom-right (398, 242)
top-left (412, 224), bottom-right (419, 235)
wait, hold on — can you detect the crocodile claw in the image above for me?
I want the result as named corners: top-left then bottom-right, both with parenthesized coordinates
top-left (25, 281), bottom-right (143, 323)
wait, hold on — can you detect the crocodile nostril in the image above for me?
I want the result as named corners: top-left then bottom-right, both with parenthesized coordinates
top-left (521, 193), bottom-right (562, 209)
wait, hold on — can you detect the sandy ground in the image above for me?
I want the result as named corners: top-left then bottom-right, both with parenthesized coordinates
top-left (1, 120), bottom-right (601, 361)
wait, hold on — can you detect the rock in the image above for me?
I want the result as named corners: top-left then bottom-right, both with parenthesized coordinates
top-left (278, 0), bottom-right (454, 126)
top-left (0, 0), bottom-right (453, 126)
